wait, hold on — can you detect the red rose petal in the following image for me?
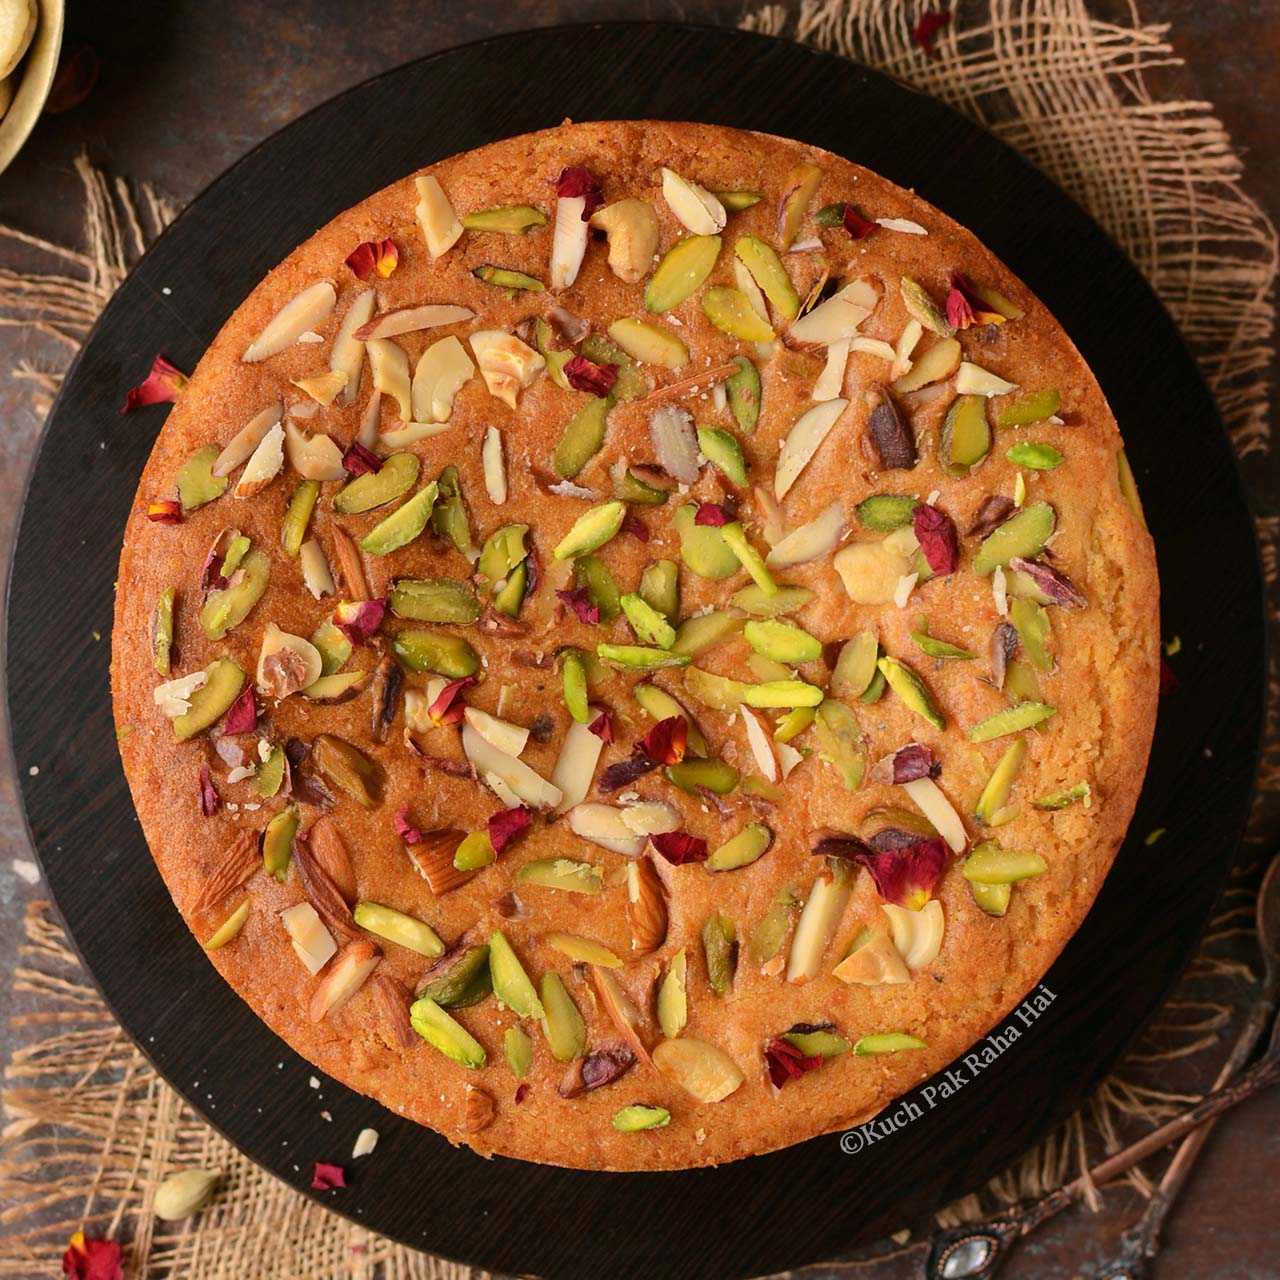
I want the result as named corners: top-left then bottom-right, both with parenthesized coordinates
top-left (146, 499), bottom-right (182, 524)
top-left (694, 502), bottom-right (732, 528)
top-left (121, 354), bottom-right (188, 413)
top-left (619, 515), bottom-right (650, 542)
top-left (599, 754), bottom-right (659, 792)
top-left (342, 442), bottom-right (383, 477)
top-left (61, 1232), bottom-right (124, 1280)
top-left (426, 675), bottom-right (473, 725)
top-left (332, 598), bottom-right (387, 645)
top-left (311, 1161), bottom-right (346, 1191)
top-left (764, 1037), bottom-right (823, 1090)
top-left (554, 166), bottom-right (603, 218)
top-left (911, 9), bottom-right (951, 59)
top-left (556, 586), bottom-right (600, 625)
top-left (344, 238), bottom-right (398, 281)
top-left (488, 805), bottom-right (531, 855)
top-left (913, 503), bottom-right (959, 575)
top-left (395, 803), bottom-right (423, 845)
top-left (221, 685), bottom-right (258, 735)
top-left (587, 711), bottom-right (613, 743)
top-left (564, 354), bottom-right (618, 397)
top-left (869, 743), bottom-right (937, 785)
top-left (853, 836), bottom-right (949, 910)
top-left (650, 831), bottom-right (708, 866)
top-left (514, 1082), bottom-right (531, 1104)
top-left (946, 272), bottom-right (1006, 330)
top-left (640, 716), bottom-right (688, 767)
top-left (842, 205), bottom-right (877, 239)
top-left (1159, 657), bottom-right (1179, 695)
top-left (198, 763), bottom-right (220, 816)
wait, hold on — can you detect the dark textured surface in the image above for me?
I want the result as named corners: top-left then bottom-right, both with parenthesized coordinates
top-left (1, 4), bottom-right (1277, 1278)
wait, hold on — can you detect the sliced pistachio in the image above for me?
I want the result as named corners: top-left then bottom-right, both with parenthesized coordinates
top-left (478, 523), bottom-right (529, 586)
top-left (856, 494), bottom-right (918, 531)
top-left (615, 465), bottom-right (671, 505)
top-left (665, 757), bottom-right (739, 795)
top-left (553, 501), bottom-right (625, 560)
top-left (671, 609), bottom-right (743, 658)
top-left (613, 1104), bottom-right (670, 1132)
top-left (748, 889), bottom-right (799, 966)
top-left (674, 503), bottom-right (739, 580)
top-left (516, 857), bottom-right (603, 894)
top-left (453, 830), bottom-right (495, 871)
top-left (360, 482), bottom-right (438, 556)
top-left (657, 948), bottom-right (688, 1038)
top-left (389, 577), bottom-right (481, 625)
top-left (899, 277), bottom-right (954, 337)
top-left (830, 631), bottom-right (879, 700)
top-left (639, 559), bottom-right (680, 623)
top-left (731, 582), bottom-right (813, 616)
top-left (255, 746), bottom-right (286, 798)
top-left (312, 733), bottom-right (383, 806)
top-left (419, 945), bottom-right (492, 1009)
top-left (974, 737), bottom-right (1027, 824)
top-left (774, 704), bottom-right (815, 743)
top-left (964, 840), bottom-right (1048, 885)
top-left (683, 666), bottom-right (749, 711)
top-left (310, 619), bottom-right (352, 674)
top-left (334, 452), bottom-right (419, 514)
top-left (1004, 657), bottom-right (1044, 705)
top-left (472, 264), bottom-right (544, 292)
top-left (1006, 442), bottom-right (1063, 470)
top-left (940, 394), bottom-right (991, 477)
top-left (409, 997), bottom-right (486, 1068)
top-left (621, 592), bottom-right (676, 649)
top-left (353, 902), bottom-right (445, 957)
top-left (539, 972), bottom-right (586, 1061)
top-left (720, 522), bottom-right (776, 595)
top-left (574, 554), bottom-right (621, 621)
top-left (392, 630), bottom-right (479, 679)
top-left (997, 387), bottom-right (1061, 428)
top-left (697, 426), bottom-right (749, 487)
top-left (814, 698), bottom-right (866, 789)
top-left (706, 823), bottom-right (773, 872)
top-left (281, 480), bottom-right (319, 557)
top-left (202, 900), bottom-right (250, 951)
top-left (429, 464), bottom-right (476, 559)
top-left (785, 1028), bottom-right (851, 1057)
top-left (597, 643), bottom-right (690, 672)
top-left (644, 234), bottom-right (721, 313)
top-left (1034, 781), bottom-right (1091, 810)
top-left (261, 806), bottom-right (299, 880)
top-left (462, 204), bottom-right (547, 234)
top-left (1011, 597), bottom-right (1053, 672)
top-left (582, 333), bottom-right (649, 399)
top-left (561, 649), bottom-right (590, 723)
top-left (854, 1033), bottom-right (926, 1055)
top-left (715, 190), bottom-right (763, 212)
top-left (972, 502), bottom-right (1055, 576)
top-left (553, 396), bottom-right (614, 479)
top-left (743, 618), bottom-right (821, 664)
top-left (742, 679), bottom-right (823, 708)
top-left (726, 355), bottom-right (761, 434)
top-left (505, 1024), bottom-right (533, 1076)
top-left (912, 628), bottom-right (977, 660)
top-left (703, 287), bottom-right (775, 342)
top-left (890, 336), bottom-right (961, 394)
top-left (971, 881), bottom-right (1013, 916)
top-left (172, 659), bottom-right (246, 741)
top-left (152, 587), bottom-right (175, 676)
top-left (877, 656), bottom-right (945, 730)
top-left (778, 162), bottom-right (822, 250)
top-left (199, 549), bottom-right (269, 640)
top-left (606, 317), bottom-right (688, 370)
top-left (734, 236), bottom-right (800, 320)
top-left (488, 930), bottom-right (544, 1019)
top-left (702, 913), bottom-right (737, 995)
top-left (968, 702), bottom-right (1057, 742)
top-left (177, 446), bottom-right (228, 511)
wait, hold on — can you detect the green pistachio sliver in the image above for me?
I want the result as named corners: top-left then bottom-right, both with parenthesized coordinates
top-left (726, 355), bottom-right (761, 434)
top-left (701, 913), bottom-right (737, 996)
top-left (488, 930), bottom-right (544, 1019)
top-left (1010, 598), bottom-right (1053, 672)
top-left (665, 758), bottom-right (739, 795)
top-left (773, 704), bottom-right (814, 743)
top-left (419, 945), bottom-right (492, 1009)
top-left (972, 502), bottom-right (1055, 576)
top-left (645, 234), bottom-right (722, 313)
top-left (505, 1025), bottom-right (533, 1077)
top-left (712, 190), bottom-right (763, 212)
top-left (900, 277), bottom-right (954, 337)
top-left (620, 592), bottom-right (676, 649)
top-left (574, 554), bottom-right (621, 621)
top-left (199, 548), bottom-right (269, 641)
top-left (353, 902), bottom-right (445, 957)
top-left (310, 619), bottom-right (351, 674)
top-left (597, 643), bottom-right (690, 672)
top-left (974, 738), bottom-right (1027, 825)
top-left (454, 830), bottom-right (495, 871)
top-left (539, 972), bottom-right (586, 1062)
top-left (173, 659), bottom-right (246, 741)
top-left (392, 630), bottom-right (480, 678)
top-left (261, 805), bottom-right (298, 880)
top-left (152, 587), bottom-right (175, 676)
top-left (971, 880), bottom-right (1013, 916)
top-left (334, 452), bottom-right (419, 514)
top-left (280, 480), bottom-right (319, 556)
top-left (674, 503), bottom-right (739, 580)
top-left (389, 577), bottom-right (481, 624)
top-left (612, 1104), bottom-right (671, 1132)
top-left (671, 610), bottom-right (743, 658)
top-left (553, 501), bottom-right (625, 560)
top-left (177, 445), bottom-right (228, 511)
top-left (720, 521), bottom-right (776, 595)
top-left (409, 997), bottom-right (486, 1069)
top-left (706, 823), bottom-right (773, 872)
top-left (553, 396), bottom-right (614, 479)
top-left (785, 1029), bottom-right (851, 1057)
top-left (561, 649), bottom-right (590, 723)
top-left (830, 630), bottom-right (878, 699)
top-left (1006, 442), bottom-right (1063, 470)
top-left (255, 746), bottom-right (286, 798)
top-left (744, 618), bottom-right (821, 664)
top-left (964, 840), bottom-right (1048, 885)
top-left (478, 523), bottom-right (529, 586)
top-left (731, 583), bottom-right (813, 617)
top-left (877, 656), bottom-right (945, 730)
top-left (461, 204), bottom-right (547, 234)
top-left (697, 426), bottom-right (749, 487)
top-left (747, 889), bottom-right (798, 965)
top-left (516, 858), bottom-right (602, 894)
top-left (968, 702), bottom-right (1057, 742)
top-left (856, 494), bottom-right (918, 531)
top-left (814, 698), bottom-right (866, 790)
top-left (742, 679), bottom-right (823, 708)
top-left (429, 464), bottom-right (475, 558)
top-left (997, 388), bottom-right (1061, 428)
top-left (1034, 781), bottom-right (1092, 810)
top-left (360, 482), bottom-right (438, 555)
top-left (220, 533), bottom-right (250, 579)
top-left (472, 264), bottom-right (544, 292)
top-left (854, 1033), bottom-right (927, 1055)
top-left (639, 559), bottom-right (679, 623)
top-left (912, 629), bottom-right (977, 660)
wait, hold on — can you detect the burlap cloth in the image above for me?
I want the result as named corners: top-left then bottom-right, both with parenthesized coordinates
top-left (2, 2), bottom-right (1276, 1275)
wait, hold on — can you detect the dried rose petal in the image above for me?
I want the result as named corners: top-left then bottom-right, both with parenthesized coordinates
top-left (913, 503), bottom-right (959, 575)
top-left (46, 43), bottom-right (101, 114)
top-left (912, 9), bottom-right (951, 59)
top-left (587, 711), bottom-right (613, 743)
top-left (650, 831), bottom-right (709, 865)
top-left (311, 1161), bottom-right (346, 1191)
top-left (765, 1036), bottom-right (822, 1089)
top-left (556, 587), bottom-right (600, 625)
top-left (694, 502), bottom-right (732, 528)
top-left (222, 685), bottom-right (258, 735)
top-left (599, 754), bottom-right (659, 792)
top-left (344, 238), bottom-right (399, 281)
top-left (967, 494), bottom-right (1015, 538)
top-left (333, 598), bottom-right (387, 645)
top-left (395, 804), bottom-right (422, 845)
top-left (198, 763), bottom-right (221, 816)
top-left (146, 500), bottom-right (182, 524)
top-left (342, 442), bottom-right (383, 477)
top-left (869, 743), bottom-right (937, 785)
top-left (488, 806), bottom-right (531, 855)
top-left (555, 166), bottom-right (604, 219)
top-left (426, 675), bottom-right (473, 725)
top-left (122, 354), bottom-right (188, 413)
top-left (1159, 657), bottom-right (1179, 695)
top-left (496, 890), bottom-right (529, 920)
top-left (620, 515), bottom-right (650, 542)
top-left (946, 273), bottom-right (1007, 330)
top-left (640, 716), bottom-right (688, 767)
top-left (811, 833), bottom-right (879, 862)
top-left (991, 621), bottom-right (1018, 689)
top-left (1008, 557), bottom-right (1086, 608)
top-left (564, 354), bottom-right (618, 397)
top-left (514, 1082), bottom-right (531, 1104)
top-left (61, 1231), bottom-right (123, 1280)
top-left (854, 836), bottom-right (949, 910)
top-left (842, 205), bottom-right (877, 239)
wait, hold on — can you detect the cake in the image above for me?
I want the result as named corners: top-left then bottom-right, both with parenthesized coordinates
top-left (111, 120), bottom-right (1160, 1171)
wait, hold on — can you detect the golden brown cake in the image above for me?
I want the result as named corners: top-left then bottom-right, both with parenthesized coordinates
top-left (111, 120), bottom-right (1159, 1171)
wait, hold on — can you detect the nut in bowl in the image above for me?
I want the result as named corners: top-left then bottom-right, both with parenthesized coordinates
top-left (0, 0), bottom-right (64, 177)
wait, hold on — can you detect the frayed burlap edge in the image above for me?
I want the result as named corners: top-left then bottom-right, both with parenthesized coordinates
top-left (3, 0), bottom-right (1278, 1273)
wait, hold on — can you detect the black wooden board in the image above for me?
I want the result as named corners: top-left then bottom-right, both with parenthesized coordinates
top-left (5, 22), bottom-right (1266, 1280)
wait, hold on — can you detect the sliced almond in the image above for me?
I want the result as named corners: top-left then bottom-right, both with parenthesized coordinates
top-left (414, 175), bottom-right (463, 258)
top-left (213, 403), bottom-right (283, 478)
top-left (550, 195), bottom-right (589, 290)
top-left (379, 419), bottom-right (450, 449)
top-left (353, 303), bottom-right (475, 342)
top-left (833, 932), bottom-right (911, 985)
top-left (653, 1038), bottom-right (743, 1103)
top-left (243, 281), bottom-right (337, 363)
top-left (370, 973), bottom-right (416, 1048)
top-left (626, 857), bottom-right (668, 954)
top-left (812, 337), bottom-right (850, 401)
top-left (367, 337), bottom-right (413, 420)
top-left (776, 740), bottom-right (804, 779)
top-left (849, 336), bottom-right (897, 362)
top-left (590, 966), bottom-right (654, 1069)
top-left (284, 419), bottom-right (345, 480)
top-left (482, 426), bottom-right (507, 504)
top-left (330, 288), bottom-right (375, 406)
top-left (463, 706), bottom-right (529, 757)
top-left (901, 776), bottom-right (967, 853)
top-left (405, 829), bottom-right (474, 895)
top-left (193, 830), bottom-right (259, 914)
top-left (787, 279), bottom-right (878, 346)
top-left (462, 724), bottom-right (562, 810)
top-left (786, 868), bottom-right (852, 983)
top-left (660, 168), bottom-right (727, 235)
top-left (233, 420), bottom-right (285, 498)
top-left (550, 711), bottom-right (607, 813)
top-left (740, 706), bottom-right (780, 783)
top-left (299, 540), bottom-right (335, 599)
top-left (256, 623), bottom-right (323, 699)
top-left (280, 901), bottom-right (337, 975)
top-left (290, 369), bottom-right (348, 407)
top-left (357, 392), bottom-right (380, 448)
top-left (309, 938), bottom-right (381, 1022)
top-left (955, 361), bottom-right (1018, 397)
top-left (470, 330), bottom-right (545, 409)
top-left (411, 335), bottom-right (474, 423)
top-left (307, 816), bottom-right (357, 904)
top-left (774, 398), bottom-right (847, 500)
top-left (766, 500), bottom-right (846, 568)
top-left (891, 318), bottom-right (924, 381)
top-left (567, 803), bottom-right (644, 857)
top-left (619, 801), bottom-right (680, 837)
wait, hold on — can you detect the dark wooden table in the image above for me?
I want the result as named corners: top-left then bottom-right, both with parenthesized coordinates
top-left (1, 3), bottom-right (1276, 1276)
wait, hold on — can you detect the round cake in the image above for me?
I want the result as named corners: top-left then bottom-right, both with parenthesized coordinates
top-left (111, 120), bottom-right (1159, 1171)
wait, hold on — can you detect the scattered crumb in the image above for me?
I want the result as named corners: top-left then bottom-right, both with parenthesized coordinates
top-left (352, 1127), bottom-right (379, 1159)
top-left (1144, 828), bottom-right (1166, 846)
top-left (309, 1076), bottom-right (321, 1089)
top-left (27, 765), bottom-right (38, 777)
top-left (11, 859), bottom-right (39, 885)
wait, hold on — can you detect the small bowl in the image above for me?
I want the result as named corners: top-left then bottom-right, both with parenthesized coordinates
top-left (0, 0), bottom-right (66, 177)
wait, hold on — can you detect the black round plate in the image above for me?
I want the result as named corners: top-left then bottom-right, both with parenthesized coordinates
top-left (6, 22), bottom-right (1264, 1280)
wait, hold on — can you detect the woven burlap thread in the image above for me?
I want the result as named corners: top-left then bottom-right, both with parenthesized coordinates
top-left (2, 2), bottom-right (1276, 1275)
